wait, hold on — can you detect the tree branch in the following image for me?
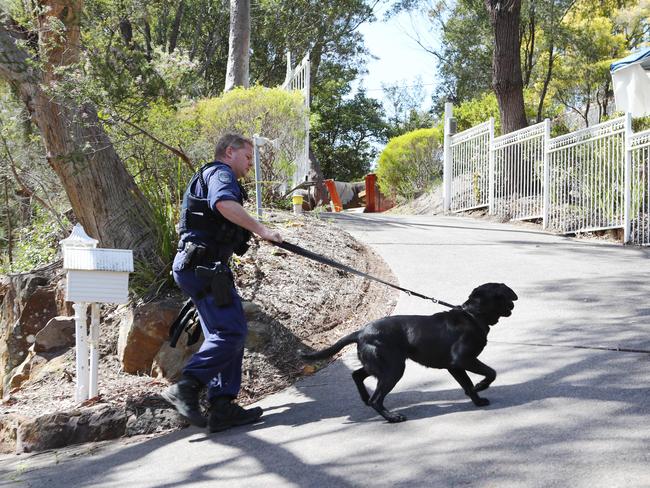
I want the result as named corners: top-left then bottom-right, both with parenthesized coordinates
top-left (0, 133), bottom-right (66, 230)
top-left (0, 17), bottom-right (40, 86)
top-left (115, 116), bottom-right (194, 170)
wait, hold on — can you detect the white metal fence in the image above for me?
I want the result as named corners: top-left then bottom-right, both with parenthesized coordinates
top-left (443, 112), bottom-right (650, 246)
top-left (282, 52), bottom-right (311, 186)
top-left (546, 115), bottom-right (628, 236)
top-left (447, 119), bottom-right (493, 211)
top-left (629, 127), bottom-right (650, 245)
top-left (492, 120), bottom-right (549, 221)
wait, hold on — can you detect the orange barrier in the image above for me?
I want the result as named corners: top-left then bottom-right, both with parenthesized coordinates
top-left (364, 174), bottom-right (377, 213)
top-left (324, 179), bottom-right (343, 212)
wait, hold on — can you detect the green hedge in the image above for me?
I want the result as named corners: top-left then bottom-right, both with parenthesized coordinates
top-left (187, 86), bottom-right (307, 199)
top-left (376, 128), bottom-right (443, 200)
top-left (110, 86), bottom-right (307, 294)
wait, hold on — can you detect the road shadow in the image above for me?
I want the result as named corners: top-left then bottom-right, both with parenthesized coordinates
top-left (4, 338), bottom-right (648, 487)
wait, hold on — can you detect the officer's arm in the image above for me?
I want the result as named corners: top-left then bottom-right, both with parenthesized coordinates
top-left (216, 200), bottom-right (282, 242)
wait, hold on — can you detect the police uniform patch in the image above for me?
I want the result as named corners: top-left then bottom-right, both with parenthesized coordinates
top-left (217, 170), bottom-right (234, 184)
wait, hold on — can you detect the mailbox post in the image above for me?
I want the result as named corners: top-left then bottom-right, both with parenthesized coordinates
top-left (60, 224), bottom-right (133, 402)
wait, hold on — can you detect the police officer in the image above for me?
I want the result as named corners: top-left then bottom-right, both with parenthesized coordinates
top-left (162, 133), bottom-right (282, 432)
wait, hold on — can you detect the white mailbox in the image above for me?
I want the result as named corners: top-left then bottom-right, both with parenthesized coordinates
top-left (60, 224), bottom-right (134, 401)
top-left (61, 224), bottom-right (133, 304)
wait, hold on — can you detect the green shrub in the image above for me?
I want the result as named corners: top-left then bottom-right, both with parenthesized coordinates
top-left (109, 87), bottom-right (307, 295)
top-left (376, 128), bottom-right (443, 200)
top-left (188, 86), bottom-right (307, 201)
top-left (451, 88), bottom-right (552, 136)
top-left (0, 205), bottom-right (69, 274)
top-left (454, 92), bottom-right (500, 133)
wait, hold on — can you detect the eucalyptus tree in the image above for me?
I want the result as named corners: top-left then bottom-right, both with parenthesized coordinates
top-left (225, 0), bottom-right (251, 91)
top-left (483, 0), bottom-right (528, 133)
top-left (0, 2), bottom-right (157, 259)
top-left (311, 62), bottom-right (388, 181)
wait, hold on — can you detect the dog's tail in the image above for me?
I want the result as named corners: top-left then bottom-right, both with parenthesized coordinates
top-left (301, 331), bottom-right (360, 360)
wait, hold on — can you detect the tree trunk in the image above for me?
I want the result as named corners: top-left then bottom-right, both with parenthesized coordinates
top-left (168, 0), bottom-right (185, 54)
top-left (0, 5), bottom-right (157, 259)
top-left (224, 0), bottom-right (250, 92)
top-left (537, 42), bottom-right (555, 122)
top-left (485, 0), bottom-right (528, 134)
top-left (143, 19), bottom-right (153, 60)
top-left (522, 2), bottom-right (535, 87)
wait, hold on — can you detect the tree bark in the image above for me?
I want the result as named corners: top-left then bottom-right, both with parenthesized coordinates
top-left (168, 0), bottom-right (185, 54)
top-left (0, 4), bottom-right (157, 259)
top-left (224, 0), bottom-right (250, 92)
top-left (484, 0), bottom-right (528, 134)
top-left (537, 42), bottom-right (555, 122)
top-left (143, 19), bottom-right (153, 60)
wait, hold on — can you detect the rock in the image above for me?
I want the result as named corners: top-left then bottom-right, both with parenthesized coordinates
top-left (33, 316), bottom-right (75, 352)
top-left (0, 412), bottom-right (25, 453)
top-left (4, 394), bottom-right (186, 452)
top-left (5, 349), bottom-right (48, 393)
top-left (242, 300), bottom-right (263, 319)
top-left (125, 396), bottom-right (188, 435)
top-left (117, 298), bottom-right (185, 374)
top-left (246, 320), bottom-right (271, 351)
top-left (15, 404), bottom-right (128, 453)
top-left (0, 268), bottom-right (68, 397)
top-left (31, 353), bottom-right (70, 383)
top-left (151, 340), bottom-right (201, 381)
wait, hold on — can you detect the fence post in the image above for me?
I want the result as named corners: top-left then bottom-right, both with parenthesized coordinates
top-left (623, 112), bottom-right (632, 243)
top-left (542, 118), bottom-right (551, 229)
top-left (303, 54), bottom-right (311, 189)
top-left (488, 117), bottom-right (495, 214)
top-left (253, 135), bottom-right (264, 219)
top-left (73, 302), bottom-right (89, 402)
top-left (443, 102), bottom-right (453, 212)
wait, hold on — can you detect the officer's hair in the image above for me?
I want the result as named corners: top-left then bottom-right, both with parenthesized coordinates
top-left (214, 133), bottom-right (253, 160)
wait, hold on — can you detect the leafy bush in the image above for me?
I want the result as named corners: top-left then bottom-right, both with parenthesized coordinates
top-left (189, 86), bottom-right (307, 201)
top-left (0, 205), bottom-right (69, 273)
top-left (451, 88), bottom-right (553, 136)
top-left (109, 87), bottom-right (307, 295)
top-left (453, 92), bottom-right (500, 133)
top-left (376, 128), bottom-right (443, 200)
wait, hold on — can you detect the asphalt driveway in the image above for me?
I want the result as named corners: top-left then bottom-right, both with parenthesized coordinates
top-left (1, 213), bottom-right (648, 487)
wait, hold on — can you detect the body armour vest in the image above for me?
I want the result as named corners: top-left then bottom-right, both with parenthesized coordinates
top-left (178, 161), bottom-right (251, 256)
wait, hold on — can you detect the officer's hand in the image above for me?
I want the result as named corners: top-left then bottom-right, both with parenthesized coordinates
top-left (260, 228), bottom-right (283, 243)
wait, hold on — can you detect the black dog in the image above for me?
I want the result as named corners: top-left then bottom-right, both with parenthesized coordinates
top-left (302, 283), bottom-right (517, 423)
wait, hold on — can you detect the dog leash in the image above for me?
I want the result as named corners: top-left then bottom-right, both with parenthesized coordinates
top-left (271, 240), bottom-right (457, 309)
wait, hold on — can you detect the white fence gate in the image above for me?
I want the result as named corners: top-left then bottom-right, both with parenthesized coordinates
top-left (629, 127), bottom-right (650, 244)
top-left (546, 116), bottom-right (628, 235)
top-left (443, 112), bottom-right (650, 246)
top-left (447, 119), bottom-right (493, 211)
top-left (492, 120), bottom-right (549, 221)
top-left (282, 52), bottom-right (311, 186)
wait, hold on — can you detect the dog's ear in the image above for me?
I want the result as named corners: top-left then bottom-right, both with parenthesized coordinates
top-left (499, 284), bottom-right (518, 301)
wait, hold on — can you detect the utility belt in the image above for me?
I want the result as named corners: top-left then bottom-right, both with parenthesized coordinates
top-left (176, 241), bottom-right (234, 307)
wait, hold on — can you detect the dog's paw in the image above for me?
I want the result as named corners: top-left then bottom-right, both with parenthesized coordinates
top-left (473, 397), bottom-right (490, 407)
top-left (385, 412), bottom-right (407, 423)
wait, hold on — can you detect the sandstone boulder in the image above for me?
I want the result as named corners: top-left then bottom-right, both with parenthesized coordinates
top-left (15, 404), bottom-right (128, 453)
top-left (246, 320), bottom-right (271, 351)
top-left (33, 316), bottom-right (75, 352)
top-left (117, 297), bottom-right (185, 374)
top-left (123, 297), bottom-right (268, 377)
top-left (4, 348), bottom-right (48, 393)
top-left (151, 340), bottom-right (201, 381)
top-left (0, 268), bottom-right (68, 397)
top-left (0, 413), bottom-right (25, 453)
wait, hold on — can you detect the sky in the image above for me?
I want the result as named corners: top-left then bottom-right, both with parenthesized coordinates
top-left (357, 7), bottom-right (439, 113)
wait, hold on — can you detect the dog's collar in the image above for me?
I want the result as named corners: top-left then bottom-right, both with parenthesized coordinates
top-left (459, 306), bottom-right (489, 334)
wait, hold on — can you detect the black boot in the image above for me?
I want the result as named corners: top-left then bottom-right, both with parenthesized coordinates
top-left (209, 397), bottom-right (263, 433)
top-left (161, 374), bottom-right (207, 428)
